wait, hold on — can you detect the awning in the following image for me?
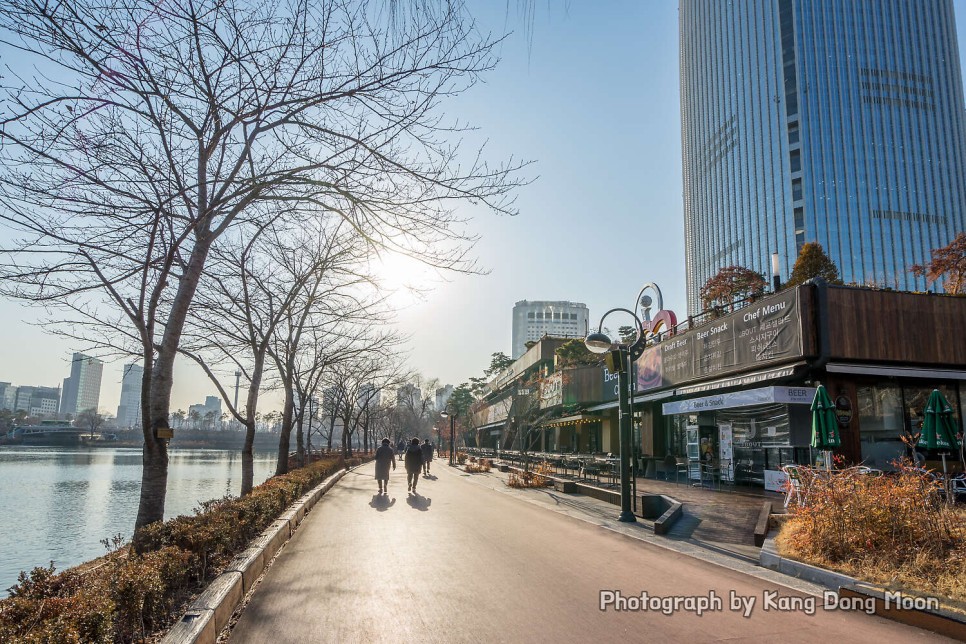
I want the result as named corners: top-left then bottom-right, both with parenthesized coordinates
top-left (541, 413), bottom-right (600, 428)
top-left (474, 420), bottom-right (506, 432)
top-left (585, 388), bottom-right (675, 412)
top-left (826, 363), bottom-right (966, 381)
top-left (674, 362), bottom-right (807, 396)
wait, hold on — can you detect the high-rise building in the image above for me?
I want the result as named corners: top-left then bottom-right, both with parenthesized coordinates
top-left (396, 383), bottom-right (422, 409)
top-left (14, 386), bottom-right (61, 417)
top-left (0, 382), bottom-right (16, 411)
top-left (188, 396), bottom-right (222, 424)
top-left (115, 363), bottom-right (144, 429)
top-left (357, 383), bottom-right (380, 410)
top-left (680, 0), bottom-right (966, 314)
top-left (511, 300), bottom-right (589, 359)
top-left (59, 353), bottom-right (103, 416)
top-left (435, 384), bottom-right (454, 412)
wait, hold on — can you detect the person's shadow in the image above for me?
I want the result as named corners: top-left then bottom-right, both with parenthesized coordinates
top-left (369, 494), bottom-right (396, 511)
top-left (406, 493), bottom-right (432, 511)
top-left (422, 473), bottom-right (438, 481)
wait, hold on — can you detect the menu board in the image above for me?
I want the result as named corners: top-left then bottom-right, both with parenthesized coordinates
top-left (635, 289), bottom-right (803, 391)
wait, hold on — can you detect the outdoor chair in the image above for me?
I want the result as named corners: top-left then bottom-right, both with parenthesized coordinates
top-left (701, 462), bottom-right (722, 490)
top-left (583, 462), bottom-right (601, 484)
top-left (599, 462), bottom-right (617, 487)
top-left (675, 458), bottom-right (689, 485)
top-left (951, 475), bottom-right (966, 503)
top-left (782, 465), bottom-right (805, 508)
top-left (566, 459), bottom-right (581, 479)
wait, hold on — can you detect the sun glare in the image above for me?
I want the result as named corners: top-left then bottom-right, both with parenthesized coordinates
top-left (373, 252), bottom-right (436, 306)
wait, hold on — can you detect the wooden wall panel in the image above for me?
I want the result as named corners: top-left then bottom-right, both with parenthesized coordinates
top-left (825, 288), bottom-right (966, 365)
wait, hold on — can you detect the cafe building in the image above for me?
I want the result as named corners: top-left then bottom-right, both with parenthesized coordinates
top-left (628, 281), bottom-right (966, 490)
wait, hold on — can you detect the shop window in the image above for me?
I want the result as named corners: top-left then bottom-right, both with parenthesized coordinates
top-left (857, 384), bottom-right (904, 470)
top-left (903, 383), bottom-right (960, 435)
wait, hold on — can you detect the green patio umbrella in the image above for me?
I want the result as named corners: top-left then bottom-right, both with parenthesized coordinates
top-left (918, 389), bottom-right (963, 484)
top-left (811, 384), bottom-right (841, 471)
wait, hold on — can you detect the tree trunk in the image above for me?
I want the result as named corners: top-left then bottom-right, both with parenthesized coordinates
top-left (135, 232), bottom-right (212, 538)
top-left (327, 415), bottom-right (335, 451)
top-left (295, 413), bottom-right (305, 468)
top-left (241, 419), bottom-right (256, 496)
top-left (275, 385), bottom-right (295, 476)
top-left (241, 354), bottom-right (265, 496)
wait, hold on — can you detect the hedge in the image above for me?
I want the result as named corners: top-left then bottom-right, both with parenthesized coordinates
top-left (0, 456), bottom-right (362, 643)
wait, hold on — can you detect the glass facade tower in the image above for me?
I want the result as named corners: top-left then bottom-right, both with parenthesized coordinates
top-left (680, 0), bottom-right (966, 314)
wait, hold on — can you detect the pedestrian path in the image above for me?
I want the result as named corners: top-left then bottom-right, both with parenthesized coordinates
top-left (228, 462), bottom-right (946, 643)
top-left (460, 465), bottom-right (801, 586)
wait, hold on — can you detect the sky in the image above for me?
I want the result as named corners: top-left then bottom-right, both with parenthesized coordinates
top-left (1, 1), bottom-right (965, 413)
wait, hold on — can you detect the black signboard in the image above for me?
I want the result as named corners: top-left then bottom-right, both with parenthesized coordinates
top-left (634, 289), bottom-right (803, 392)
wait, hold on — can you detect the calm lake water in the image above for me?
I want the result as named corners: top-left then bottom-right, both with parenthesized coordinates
top-left (0, 446), bottom-right (278, 595)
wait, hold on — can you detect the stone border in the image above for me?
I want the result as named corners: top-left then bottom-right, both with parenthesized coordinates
top-left (161, 466), bottom-right (351, 644)
top-left (640, 494), bottom-right (683, 535)
top-left (760, 531), bottom-right (966, 639)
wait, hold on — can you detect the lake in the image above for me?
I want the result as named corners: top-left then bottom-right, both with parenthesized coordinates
top-left (0, 446), bottom-right (278, 595)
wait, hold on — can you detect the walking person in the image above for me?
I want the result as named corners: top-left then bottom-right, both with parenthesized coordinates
top-left (421, 439), bottom-right (434, 476)
top-left (374, 438), bottom-right (396, 495)
top-left (404, 437), bottom-right (424, 494)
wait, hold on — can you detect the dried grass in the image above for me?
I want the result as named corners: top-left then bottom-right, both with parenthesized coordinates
top-left (776, 461), bottom-right (966, 606)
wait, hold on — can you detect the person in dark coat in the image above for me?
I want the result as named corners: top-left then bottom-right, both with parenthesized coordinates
top-left (404, 437), bottom-right (424, 493)
top-left (374, 438), bottom-right (396, 494)
top-left (420, 439), bottom-right (434, 475)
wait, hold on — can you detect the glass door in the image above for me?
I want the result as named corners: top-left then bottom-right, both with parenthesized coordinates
top-left (686, 425), bottom-right (701, 482)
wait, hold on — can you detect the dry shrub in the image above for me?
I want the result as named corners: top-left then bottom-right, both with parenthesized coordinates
top-left (0, 456), bottom-right (348, 642)
top-left (506, 461), bottom-right (553, 488)
top-left (456, 451), bottom-right (467, 464)
top-left (777, 461), bottom-right (966, 603)
top-left (464, 458), bottom-right (491, 473)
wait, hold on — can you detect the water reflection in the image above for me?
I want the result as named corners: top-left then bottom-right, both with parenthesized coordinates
top-left (0, 446), bottom-right (277, 594)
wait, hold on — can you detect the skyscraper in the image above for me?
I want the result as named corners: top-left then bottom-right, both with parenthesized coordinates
top-left (60, 353), bottom-right (103, 416)
top-left (680, 0), bottom-right (966, 314)
top-left (511, 300), bottom-right (589, 359)
top-left (115, 362), bottom-right (144, 429)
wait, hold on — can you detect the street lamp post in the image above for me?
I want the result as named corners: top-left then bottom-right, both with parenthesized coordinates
top-left (441, 409), bottom-right (457, 466)
top-left (585, 284), bottom-right (661, 523)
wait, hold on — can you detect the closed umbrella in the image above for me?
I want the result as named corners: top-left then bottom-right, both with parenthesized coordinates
top-left (918, 389), bottom-right (962, 486)
top-left (810, 384), bottom-right (841, 471)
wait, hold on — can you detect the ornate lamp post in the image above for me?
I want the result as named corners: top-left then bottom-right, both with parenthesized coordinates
top-left (585, 284), bottom-right (662, 523)
top-left (440, 409), bottom-right (458, 466)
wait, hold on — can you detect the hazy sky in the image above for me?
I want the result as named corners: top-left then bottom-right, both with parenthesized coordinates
top-left (1, 1), bottom-right (965, 413)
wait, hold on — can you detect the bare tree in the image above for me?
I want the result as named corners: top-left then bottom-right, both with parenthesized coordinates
top-left (0, 0), bottom-right (527, 535)
top-left (75, 407), bottom-right (106, 439)
top-left (180, 217), bottom-right (366, 494)
top-left (327, 350), bottom-right (409, 457)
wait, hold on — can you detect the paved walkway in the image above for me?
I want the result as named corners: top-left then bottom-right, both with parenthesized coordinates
top-left (228, 463), bottom-right (949, 643)
top-left (499, 459), bottom-right (779, 561)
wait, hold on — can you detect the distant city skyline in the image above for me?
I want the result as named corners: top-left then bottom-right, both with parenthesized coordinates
top-left (2, 2), bottom-right (966, 410)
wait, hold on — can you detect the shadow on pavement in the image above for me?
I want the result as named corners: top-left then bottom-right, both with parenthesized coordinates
top-left (422, 473), bottom-right (438, 480)
top-left (406, 493), bottom-right (432, 511)
top-left (369, 494), bottom-right (396, 511)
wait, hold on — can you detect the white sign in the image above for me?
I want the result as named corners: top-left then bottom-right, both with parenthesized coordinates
top-left (764, 469), bottom-right (788, 492)
top-left (662, 386), bottom-right (816, 415)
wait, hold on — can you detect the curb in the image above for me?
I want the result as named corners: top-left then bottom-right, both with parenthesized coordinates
top-left (161, 466), bottom-right (352, 644)
top-left (760, 532), bottom-right (966, 639)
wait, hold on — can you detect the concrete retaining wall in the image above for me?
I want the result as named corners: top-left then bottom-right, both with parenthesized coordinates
top-left (162, 466), bottom-right (351, 644)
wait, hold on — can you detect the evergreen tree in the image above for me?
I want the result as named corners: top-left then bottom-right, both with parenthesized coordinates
top-left (785, 242), bottom-right (841, 288)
